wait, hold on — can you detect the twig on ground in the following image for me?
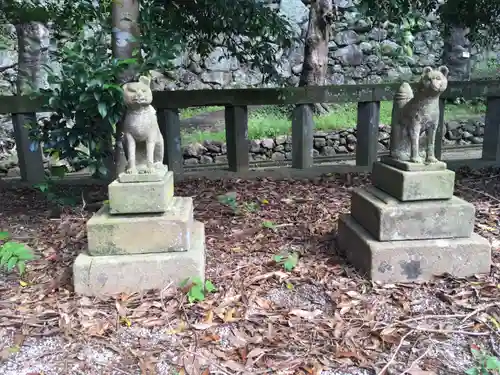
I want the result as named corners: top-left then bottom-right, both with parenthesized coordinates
top-left (93, 361), bottom-right (133, 375)
top-left (398, 314), bottom-right (467, 324)
top-left (460, 302), bottom-right (500, 325)
top-left (400, 344), bottom-right (434, 375)
top-left (403, 326), bottom-right (490, 336)
top-left (377, 330), bottom-right (414, 375)
top-left (490, 335), bottom-right (500, 358)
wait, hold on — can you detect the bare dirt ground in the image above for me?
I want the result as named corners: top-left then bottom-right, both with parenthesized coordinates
top-left (0, 167), bottom-right (499, 375)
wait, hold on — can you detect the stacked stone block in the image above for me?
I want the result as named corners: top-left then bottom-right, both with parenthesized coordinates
top-left (337, 157), bottom-right (492, 282)
top-left (73, 167), bottom-right (205, 296)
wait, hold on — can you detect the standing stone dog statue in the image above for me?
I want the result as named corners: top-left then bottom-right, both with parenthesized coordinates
top-left (122, 75), bottom-right (164, 174)
top-left (389, 65), bottom-right (449, 164)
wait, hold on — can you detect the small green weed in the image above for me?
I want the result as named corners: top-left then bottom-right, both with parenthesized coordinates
top-left (0, 231), bottom-right (35, 276)
top-left (466, 344), bottom-right (500, 375)
top-left (33, 170), bottom-right (77, 208)
top-left (180, 277), bottom-right (217, 303)
top-left (273, 252), bottom-right (299, 272)
top-left (217, 192), bottom-right (260, 215)
top-left (262, 220), bottom-right (277, 231)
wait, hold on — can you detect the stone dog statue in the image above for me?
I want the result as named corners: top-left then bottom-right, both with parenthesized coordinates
top-left (122, 75), bottom-right (164, 174)
top-left (389, 65), bottom-right (449, 164)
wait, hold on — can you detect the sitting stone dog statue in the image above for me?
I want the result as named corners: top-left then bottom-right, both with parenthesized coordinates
top-left (122, 75), bottom-right (164, 174)
top-left (389, 65), bottom-right (449, 164)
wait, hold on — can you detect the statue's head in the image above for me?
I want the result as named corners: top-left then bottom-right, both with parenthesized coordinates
top-left (122, 75), bottom-right (153, 107)
top-left (419, 66), bottom-right (449, 96)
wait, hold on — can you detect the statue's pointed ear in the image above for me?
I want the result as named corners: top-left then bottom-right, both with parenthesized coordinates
top-left (438, 65), bottom-right (449, 77)
top-left (138, 75), bottom-right (151, 87)
top-left (422, 66), bottom-right (432, 75)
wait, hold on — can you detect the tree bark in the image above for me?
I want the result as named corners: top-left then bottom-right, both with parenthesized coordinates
top-left (442, 26), bottom-right (471, 82)
top-left (299, 0), bottom-right (334, 114)
top-left (14, 22), bottom-right (49, 182)
top-left (15, 22), bottom-right (50, 95)
top-left (111, 0), bottom-right (140, 179)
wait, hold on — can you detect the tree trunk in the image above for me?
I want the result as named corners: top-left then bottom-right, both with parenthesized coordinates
top-left (14, 22), bottom-right (49, 182)
top-left (111, 0), bottom-right (140, 179)
top-left (15, 22), bottom-right (50, 95)
top-left (299, 0), bottom-right (334, 115)
top-left (442, 26), bottom-right (471, 81)
top-left (442, 26), bottom-right (472, 105)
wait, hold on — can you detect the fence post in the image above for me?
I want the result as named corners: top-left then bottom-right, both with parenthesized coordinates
top-left (157, 109), bottom-right (183, 175)
top-left (292, 104), bottom-right (314, 169)
top-left (356, 101), bottom-right (380, 167)
top-left (482, 96), bottom-right (500, 162)
top-left (435, 99), bottom-right (445, 160)
top-left (225, 105), bottom-right (249, 172)
top-left (11, 113), bottom-right (45, 183)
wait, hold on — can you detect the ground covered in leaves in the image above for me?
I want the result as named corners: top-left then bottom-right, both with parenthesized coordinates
top-left (0, 167), bottom-right (499, 375)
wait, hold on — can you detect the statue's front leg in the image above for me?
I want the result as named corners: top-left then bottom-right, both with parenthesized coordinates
top-left (409, 125), bottom-right (422, 163)
top-left (125, 133), bottom-right (137, 174)
top-left (426, 123), bottom-right (439, 163)
top-left (145, 139), bottom-right (156, 173)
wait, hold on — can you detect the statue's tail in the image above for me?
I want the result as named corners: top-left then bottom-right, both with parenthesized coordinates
top-left (391, 82), bottom-right (413, 126)
top-left (393, 82), bottom-right (413, 110)
top-left (389, 82), bottom-right (414, 159)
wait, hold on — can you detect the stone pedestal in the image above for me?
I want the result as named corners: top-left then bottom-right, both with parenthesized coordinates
top-left (73, 166), bottom-right (205, 296)
top-left (337, 159), bottom-right (491, 283)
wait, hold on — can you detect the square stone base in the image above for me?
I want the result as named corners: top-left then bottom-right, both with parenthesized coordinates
top-left (351, 186), bottom-right (475, 241)
top-left (380, 156), bottom-right (447, 171)
top-left (337, 214), bottom-right (491, 283)
top-left (109, 171), bottom-right (174, 214)
top-left (118, 165), bottom-right (168, 183)
top-left (87, 197), bottom-right (193, 256)
top-left (371, 162), bottom-right (455, 201)
top-left (74, 221), bottom-right (205, 296)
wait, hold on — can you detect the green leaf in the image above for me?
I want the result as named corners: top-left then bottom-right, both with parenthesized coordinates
top-left (283, 253), bottom-right (298, 272)
top-left (188, 284), bottom-right (205, 303)
top-left (486, 356), bottom-right (500, 370)
top-left (204, 280), bottom-right (216, 293)
top-left (0, 248), bottom-right (12, 265)
top-left (33, 183), bottom-right (49, 192)
top-left (6, 256), bottom-right (18, 272)
top-left (465, 368), bottom-right (479, 375)
top-left (179, 278), bottom-right (190, 287)
top-left (17, 261), bottom-right (26, 276)
top-left (97, 102), bottom-right (108, 118)
top-left (0, 232), bottom-right (9, 241)
top-left (273, 255), bottom-right (284, 262)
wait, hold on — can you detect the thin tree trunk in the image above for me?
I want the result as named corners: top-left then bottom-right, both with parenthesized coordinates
top-left (14, 22), bottom-right (49, 182)
top-left (299, 0), bottom-right (335, 114)
top-left (442, 26), bottom-right (471, 82)
top-left (15, 22), bottom-right (50, 95)
top-left (111, 0), bottom-right (140, 179)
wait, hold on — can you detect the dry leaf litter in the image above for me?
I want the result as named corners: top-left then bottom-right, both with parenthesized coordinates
top-left (0, 166), bottom-right (498, 375)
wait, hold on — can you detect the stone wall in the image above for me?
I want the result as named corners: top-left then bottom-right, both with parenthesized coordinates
top-left (1, 0), bottom-right (490, 94)
top-left (174, 117), bottom-right (485, 166)
top-left (152, 0), bottom-right (449, 90)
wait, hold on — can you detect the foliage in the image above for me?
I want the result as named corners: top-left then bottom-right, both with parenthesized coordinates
top-left (2, 0), bottom-right (294, 176)
top-left (466, 344), bottom-right (500, 375)
top-left (360, 0), bottom-right (500, 49)
top-left (23, 0), bottom-right (181, 177)
top-left (217, 193), bottom-right (259, 216)
top-left (160, 0), bottom-right (295, 82)
top-left (262, 220), bottom-right (277, 231)
top-left (0, 232), bottom-right (35, 276)
top-left (180, 277), bottom-right (217, 303)
top-left (33, 168), bottom-right (77, 207)
top-left (273, 252), bottom-right (298, 272)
